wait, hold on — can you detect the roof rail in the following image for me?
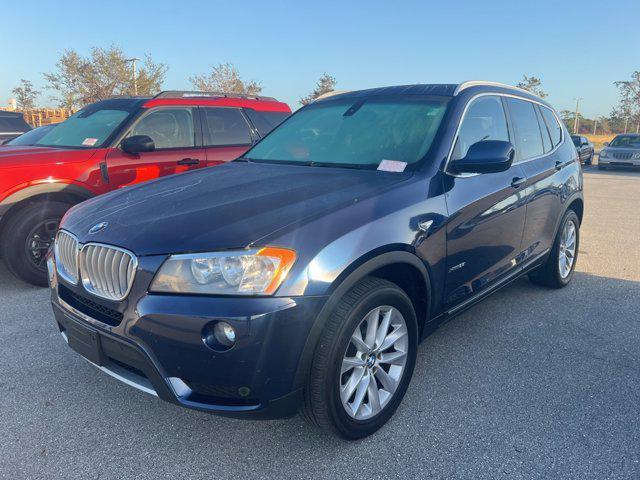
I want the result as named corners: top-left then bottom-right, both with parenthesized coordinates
top-left (454, 81), bottom-right (535, 97)
top-left (153, 90), bottom-right (277, 102)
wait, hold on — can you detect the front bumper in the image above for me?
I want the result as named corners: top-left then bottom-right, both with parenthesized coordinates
top-left (50, 269), bottom-right (327, 419)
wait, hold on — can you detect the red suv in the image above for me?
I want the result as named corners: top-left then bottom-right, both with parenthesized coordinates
top-left (0, 91), bottom-right (291, 285)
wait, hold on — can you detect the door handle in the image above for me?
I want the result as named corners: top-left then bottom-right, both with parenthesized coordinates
top-left (510, 177), bottom-right (526, 188)
top-left (178, 158), bottom-right (200, 166)
top-left (555, 160), bottom-right (563, 171)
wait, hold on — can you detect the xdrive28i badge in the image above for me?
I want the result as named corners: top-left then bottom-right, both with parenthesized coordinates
top-left (88, 222), bottom-right (108, 234)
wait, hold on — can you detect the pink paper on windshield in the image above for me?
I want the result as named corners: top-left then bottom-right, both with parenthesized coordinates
top-left (377, 160), bottom-right (407, 172)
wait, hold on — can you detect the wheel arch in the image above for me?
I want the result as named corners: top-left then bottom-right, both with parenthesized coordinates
top-left (0, 183), bottom-right (94, 241)
top-left (293, 248), bottom-right (432, 391)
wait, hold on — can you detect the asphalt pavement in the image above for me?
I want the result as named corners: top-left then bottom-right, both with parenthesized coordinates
top-left (1, 166), bottom-right (639, 480)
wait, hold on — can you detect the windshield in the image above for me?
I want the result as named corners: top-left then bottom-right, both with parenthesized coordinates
top-left (609, 135), bottom-right (640, 148)
top-left (245, 96), bottom-right (449, 169)
top-left (34, 106), bottom-right (132, 149)
top-left (571, 136), bottom-right (581, 146)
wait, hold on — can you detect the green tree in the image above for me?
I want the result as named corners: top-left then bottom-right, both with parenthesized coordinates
top-left (11, 79), bottom-right (40, 110)
top-left (300, 73), bottom-right (337, 106)
top-left (44, 46), bottom-right (167, 109)
top-left (189, 63), bottom-right (262, 95)
top-left (516, 75), bottom-right (547, 98)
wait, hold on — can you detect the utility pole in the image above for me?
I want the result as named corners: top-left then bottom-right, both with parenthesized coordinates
top-left (624, 117), bottom-right (628, 134)
top-left (125, 57), bottom-right (140, 95)
top-left (573, 97), bottom-right (583, 134)
top-left (593, 118), bottom-right (597, 135)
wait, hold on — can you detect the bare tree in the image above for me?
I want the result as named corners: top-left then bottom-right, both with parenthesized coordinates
top-left (44, 46), bottom-right (167, 109)
top-left (189, 63), bottom-right (262, 95)
top-left (12, 79), bottom-right (40, 110)
top-left (300, 73), bottom-right (337, 106)
top-left (516, 75), bottom-right (548, 98)
top-left (613, 71), bottom-right (640, 133)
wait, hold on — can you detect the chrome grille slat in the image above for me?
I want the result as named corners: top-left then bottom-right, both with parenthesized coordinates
top-left (55, 231), bottom-right (79, 285)
top-left (78, 243), bottom-right (137, 301)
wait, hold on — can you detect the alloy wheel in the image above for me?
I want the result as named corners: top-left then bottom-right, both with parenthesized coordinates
top-left (339, 305), bottom-right (408, 420)
top-left (559, 219), bottom-right (577, 278)
top-left (25, 218), bottom-right (59, 271)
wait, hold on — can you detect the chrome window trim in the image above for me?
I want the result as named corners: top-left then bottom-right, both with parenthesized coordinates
top-left (54, 230), bottom-right (80, 286)
top-left (79, 242), bottom-right (138, 302)
top-left (444, 92), bottom-right (565, 177)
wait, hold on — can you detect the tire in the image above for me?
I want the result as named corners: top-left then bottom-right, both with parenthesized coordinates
top-left (0, 201), bottom-right (71, 286)
top-left (301, 276), bottom-right (418, 439)
top-left (585, 153), bottom-right (593, 166)
top-left (529, 209), bottom-right (580, 289)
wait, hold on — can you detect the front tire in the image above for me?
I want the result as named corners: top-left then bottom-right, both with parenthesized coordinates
top-left (529, 209), bottom-right (580, 288)
top-left (0, 201), bottom-right (71, 286)
top-left (301, 277), bottom-right (418, 439)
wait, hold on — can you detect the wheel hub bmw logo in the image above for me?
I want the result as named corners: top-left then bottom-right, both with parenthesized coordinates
top-left (88, 222), bottom-right (108, 234)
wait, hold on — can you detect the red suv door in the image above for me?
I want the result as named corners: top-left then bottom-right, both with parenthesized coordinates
top-left (200, 107), bottom-right (255, 166)
top-left (105, 106), bottom-right (205, 188)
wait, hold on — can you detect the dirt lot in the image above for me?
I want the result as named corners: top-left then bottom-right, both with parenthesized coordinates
top-left (1, 166), bottom-right (639, 480)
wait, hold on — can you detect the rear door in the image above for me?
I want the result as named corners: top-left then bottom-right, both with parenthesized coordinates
top-left (106, 106), bottom-right (204, 188)
top-left (508, 99), bottom-right (564, 262)
top-left (200, 107), bottom-right (255, 166)
top-left (443, 95), bottom-right (528, 306)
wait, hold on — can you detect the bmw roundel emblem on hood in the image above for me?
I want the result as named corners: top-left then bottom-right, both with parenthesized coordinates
top-left (88, 222), bottom-right (108, 234)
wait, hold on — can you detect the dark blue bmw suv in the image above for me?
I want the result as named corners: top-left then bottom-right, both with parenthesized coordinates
top-left (48, 81), bottom-right (583, 439)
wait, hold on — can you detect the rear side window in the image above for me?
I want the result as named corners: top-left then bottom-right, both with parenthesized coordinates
top-left (534, 105), bottom-right (552, 153)
top-left (540, 106), bottom-right (562, 148)
top-left (0, 115), bottom-right (31, 132)
top-left (506, 98), bottom-right (544, 161)
top-left (244, 109), bottom-right (290, 136)
top-left (130, 107), bottom-right (195, 149)
top-left (202, 108), bottom-right (252, 146)
top-left (451, 95), bottom-right (509, 161)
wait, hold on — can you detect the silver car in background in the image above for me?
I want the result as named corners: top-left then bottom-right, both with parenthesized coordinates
top-left (598, 134), bottom-right (640, 170)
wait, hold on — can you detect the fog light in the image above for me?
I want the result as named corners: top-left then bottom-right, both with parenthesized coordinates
top-left (203, 321), bottom-right (237, 351)
top-left (214, 321), bottom-right (236, 346)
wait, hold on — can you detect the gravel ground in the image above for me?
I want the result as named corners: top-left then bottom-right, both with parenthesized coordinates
top-left (1, 166), bottom-right (639, 480)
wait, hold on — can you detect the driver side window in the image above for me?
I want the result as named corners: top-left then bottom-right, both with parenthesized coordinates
top-left (128, 107), bottom-right (195, 150)
top-left (452, 96), bottom-right (509, 161)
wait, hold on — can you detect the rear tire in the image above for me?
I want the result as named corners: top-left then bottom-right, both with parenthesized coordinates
top-left (529, 209), bottom-right (580, 289)
top-left (0, 201), bottom-right (71, 286)
top-left (301, 277), bottom-right (418, 439)
top-left (585, 153), bottom-right (593, 165)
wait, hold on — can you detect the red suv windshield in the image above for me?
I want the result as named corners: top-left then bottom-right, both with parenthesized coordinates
top-left (35, 107), bottom-right (132, 149)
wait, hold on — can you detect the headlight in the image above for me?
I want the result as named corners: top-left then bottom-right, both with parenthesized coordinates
top-left (150, 247), bottom-right (296, 295)
top-left (599, 150), bottom-right (608, 158)
top-left (634, 152), bottom-right (640, 159)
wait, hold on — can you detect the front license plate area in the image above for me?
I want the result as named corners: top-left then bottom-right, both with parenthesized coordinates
top-left (64, 315), bottom-right (107, 366)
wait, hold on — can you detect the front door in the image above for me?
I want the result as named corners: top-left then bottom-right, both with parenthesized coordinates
top-left (106, 106), bottom-right (204, 188)
top-left (443, 95), bottom-right (528, 306)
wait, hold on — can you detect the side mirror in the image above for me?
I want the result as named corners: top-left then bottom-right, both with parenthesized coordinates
top-left (450, 140), bottom-right (515, 174)
top-left (603, 142), bottom-right (609, 147)
top-left (121, 135), bottom-right (155, 154)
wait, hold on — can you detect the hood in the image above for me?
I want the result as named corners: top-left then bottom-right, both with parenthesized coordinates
top-left (0, 145), bottom-right (98, 167)
top-left (63, 162), bottom-right (412, 256)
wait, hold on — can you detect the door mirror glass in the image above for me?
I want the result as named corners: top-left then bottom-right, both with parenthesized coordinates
top-left (121, 135), bottom-right (155, 154)
top-left (450, 140), bottom-right (515, 174)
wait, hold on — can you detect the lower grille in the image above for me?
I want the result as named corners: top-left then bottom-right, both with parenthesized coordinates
top-left (58, 284), bottom-right (123, 326)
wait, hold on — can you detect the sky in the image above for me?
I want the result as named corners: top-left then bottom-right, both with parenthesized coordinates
top-left (2, 0), bottom-right (638, 118)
